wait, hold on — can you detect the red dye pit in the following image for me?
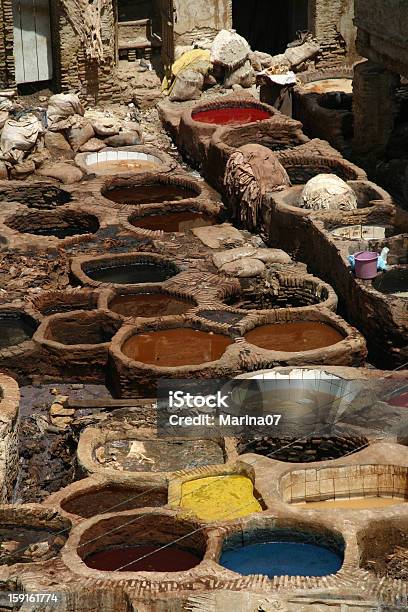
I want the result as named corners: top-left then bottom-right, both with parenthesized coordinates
top-left (85, 545), bottom-right (201, 572)
top-left (192, 107), bottom-right (271, 126)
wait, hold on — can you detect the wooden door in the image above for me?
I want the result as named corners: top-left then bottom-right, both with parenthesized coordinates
top-left (158, 0), bottom-right (174, 72)
top-left (12, 0), bottom-right (53, 84)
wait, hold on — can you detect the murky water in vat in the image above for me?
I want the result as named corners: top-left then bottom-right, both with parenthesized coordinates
top-left (109, 293), bottom-right (194, 317)
top-left (133, 210), bottom-right (215, 233)
top-left (245, 322), bottom-right (344, 352)
top-left (296, 497), bottom-right (407, 510)
top-left (122, 328), bottom-right (232, 366)
top-left (85, 545), bottom-right (201, 572)
top-left (88, 160), bottom-right (158, 175)
top-left (0, 317), bottom-right (35, 348)
top-left (87, 263), bottom-right (176, 284)
top-left (104, 183), bottom-right (197, 205)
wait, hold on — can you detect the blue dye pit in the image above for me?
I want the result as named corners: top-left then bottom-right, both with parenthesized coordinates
top-left (220, 541), bottom-right (343, 577)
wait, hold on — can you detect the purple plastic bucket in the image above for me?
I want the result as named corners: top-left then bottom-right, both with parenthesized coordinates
top-left (354, 251), bottom-right (378, 280)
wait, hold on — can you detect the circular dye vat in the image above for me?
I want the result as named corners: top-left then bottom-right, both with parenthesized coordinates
top-left (179, 475), bottom-right (262, 522)
top-left (5, 211), bottom-right (99, 239)
top-left (0, 313), bottom-right (35, 349)
top-left (220, 540), bottom-right (343, 577)
top-left (192, 107), bottom-right (271, 126)
top-left (104, 182), bottom-right (198, 205)
top-left (331, 224), bottom-right (389, 241)
top-left (301, 78), bottom-right (353, 94)
top-left (98, 438), bottom-right (225, 472)
top-left (86, 261), bottom-right (177, 284)
top-left (245, 322), bottom-right (344, 352)
top-left (85, 544), bottom-right (200, 572)
top-left (109, 292), bottom-right (195, 317)
top-left (132, 210), bottom-right (215, 233)
top-left (84, 151), bottom-right (162, 176)
top-left (46, 315), bottom-right (120, 346)
top-left (296, 497), bottom-right (408, 510)
top-left (372, 268), bottom-right (408, 298)
top-left (122, 328), bottom-right (232, 366)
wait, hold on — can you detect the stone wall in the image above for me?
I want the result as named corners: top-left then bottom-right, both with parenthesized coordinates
top-left (0, 374), bottom-right (19, 502)
top-left (173, 0), bottom-right (231, 47)
top-left (0, 0), bottom-right (15, 88)
top-left (310, 0), bottom-right (357, 68)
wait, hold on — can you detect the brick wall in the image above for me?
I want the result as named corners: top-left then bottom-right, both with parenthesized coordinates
top-left (0, 0), bottom-right (15, 88)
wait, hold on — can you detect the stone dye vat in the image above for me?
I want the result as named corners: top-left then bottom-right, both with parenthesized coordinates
top-left (107, 290), bottom-right (196, 319)
top-left (102, 174), bottom-right (201, 206)
top-left (77, 427), bottom-right (228, 480)
top-left (300, 78), bottom-right (353, 94)
top-left (5, 209), bottom-right (100, 239)
top-left (38, 310), bottom-right (122, 347)
top-left (277, 154), bottom-right (365, 186)
top-left (70, 511), bottom-right (206, 574)
top-left (29, 290), bottom-right (100, 317)
top-left (72, 253), bottom-right (181, 288)
top-left (358, 517), bottom-right (408, 581)
top-left (0, 181), bottom-right (72, 209)
top-left (129, 209), bottom-right (216, 233)
top-left (0, 505), bottom-right (69, 567)
top-left (121, 327), bottom-right (233, 367)
top-left (179, 475), bottom-right (263, 522)
top-left (372, 267), bottom-right (408, 298)
top-left (0, 311), bottom-right (36, 349)
top-left (244, 321), bottom-right (345, 352)
top-left (282, 465), bottom-right (408, 509)
top-left (75, 146), bottom-right (177, 176)
top-left (45, 478), bottom-right (168, 520)
top-left (225, 273), bottom-right (337, 312)
top-left (219, 527), bottom-right (344, 577)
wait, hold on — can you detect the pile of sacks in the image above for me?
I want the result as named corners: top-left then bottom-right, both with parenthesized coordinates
top-left (164, 29), bottom-right (320, 102)
top-left (0, 93), bottom-right (143, 183)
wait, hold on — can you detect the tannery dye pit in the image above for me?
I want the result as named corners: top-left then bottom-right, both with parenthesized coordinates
top-left (84, 545), bottom-right (201, 572)
top-left (85, 262), bottom-right (178, 285)
top-left (244, 322), bottom-right (344, 352)
top-left (0, 313), bottom-right (36, 348)
top-left (103, 182), bottom-right (199, 205)
top-left (372, 267), bottom-right (408, 297)
top-left (121, 328), bottom-right (233, 366)
top-left (109, 292), bottom-right (195, 317)
top-left (191, 106), bottom-right (271, 125)
top-left (131, 210), bottom-right (215, 233)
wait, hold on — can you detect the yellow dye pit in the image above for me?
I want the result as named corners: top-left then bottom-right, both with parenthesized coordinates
top-left (179, 475), bottom-right (263, 522)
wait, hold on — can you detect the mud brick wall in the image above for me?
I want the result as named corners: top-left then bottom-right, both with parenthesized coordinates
top-left (0, 0), bottom-right (15, 87)
top-left (310, 0), bottom-right (357, 68)
top-left (0, 375), bottom-right (19, 502)
top-left (173, 0), bottom-right (231, 47)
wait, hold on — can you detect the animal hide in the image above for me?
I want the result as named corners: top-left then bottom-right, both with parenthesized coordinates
top-left (61, 0), bottom-right (106, 61)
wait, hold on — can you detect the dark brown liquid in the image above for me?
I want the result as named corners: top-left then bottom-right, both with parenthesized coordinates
top-left (133, 211), bottom-right (214, 233)
top-left (109, 293), bottom-right (195, 317)
top-left (122, 328), bottom-right (232, 366)
top-left (245, 322), bottom-right (344, 352)
top-left (84, 545), bottom-right (201, 572)
top-left (104, 183), bottom-right (197, 205)
top-left (0, 316), bottom-right (35, 348)
top-left (88, 263), bottom-right (176, 284)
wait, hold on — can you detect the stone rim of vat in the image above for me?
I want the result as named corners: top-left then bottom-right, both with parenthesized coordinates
top-left (33, 308), bottom-right (123, 352)
top-left (108, 317), bottom-right (243, 393)
top-left (0, 304), bottom-right (40, 361)
top-left (61, 507), bottom-right (212, 581)
top-left (232, 307), bottom-right (367, 367)
top-left (275, 151), bottom-right (367, 187)
top-left (167, 460), bottom-right (265, 522)
top-left (0, 503), bottom-right (71, 570)
top-left (295, 67), bottom-right (354, 89)
top-left (70, 252), bottom-right (184, 290)
top-left (221, 271), bottom-right (338, 315)
top-left (26, 288), bottom-right (102, 321)
top-left (120, 200), bottom-right (223, 239)
top-left (0, 179), bottom-right (73, 210)
top-left (75, 145), bottom-right (178, 176)
top-left (213, 516), bottom-right (346, 580)
top-left (76, 424), bottom-right (237, 484)
top-left (177, 95), bottom-right (277, 167)
top-left (280, 463), bottom-right (408, 510)
top-left (97, 284), bottom-right (199, 321)
top-left (42, 475), bottom-right (169, 524)
top-left (0, 374), bottom-right (20, 502)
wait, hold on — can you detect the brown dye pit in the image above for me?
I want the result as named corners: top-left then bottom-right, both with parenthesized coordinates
top-left (0, 313), bottom-right (36, 348)
top-left (132, 210), bottom-right (215, 233)
top-left (104, 183), bottom-right (198, 205)
top-left (88, 160), bottom-right (158, 175)
top-left (296, 497), bottom-right (408, 510)
top-left (62, 486), bottom-right (168, 518)
top-left (96, 438), bottom-right (225, 472)
top-left (87, 262), bottom-right (177, 284)
top-left (84, 545), bottom-right (201, 572)
top-left (245, 322), bottom-right (344, 352)
top-left (301, 78), bottom-right (353, 94)
top-left (109, 293), bottom-right (195, 317)
top-left (0, 527), bottom-right (66, 565)
top-left (122, 328), bottom-right (232, 366)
